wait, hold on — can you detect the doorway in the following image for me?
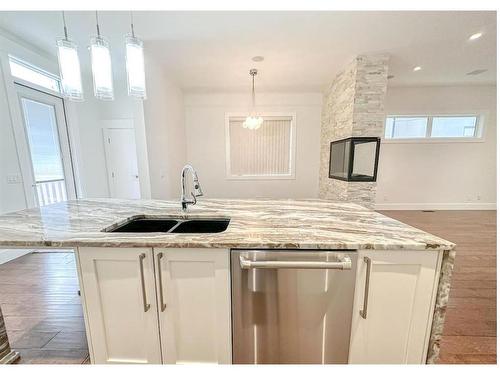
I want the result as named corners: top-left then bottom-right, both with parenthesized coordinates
top-left (15, 84), bottom-right (76, 207)
top-left (102, 126), bottom-right (141, 199)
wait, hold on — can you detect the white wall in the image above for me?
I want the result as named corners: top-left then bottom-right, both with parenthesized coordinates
top-left (0, 33), bottom-right (60, 261)
top-left (376, 85), bottom-right (497, 210)
top-left (0, 32), bottom-right (59, 214)
top-left (142, 53), bottom-right (186, 199)
top-left (76, 69), bottom-right (152, 199)
top-left (0, 61), bottom-right (26, 213)
top-left (71, 68), bottom-right (109, 198)
top-left (184, 92), bottom-right (322, 198)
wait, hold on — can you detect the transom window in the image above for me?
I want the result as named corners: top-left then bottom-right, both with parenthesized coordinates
top-left (384, 115), bottom-right (481, 140)
top-left (225, 114), bottom-right (296, 179)
top-left (9, 55), bottom-right (61, 93)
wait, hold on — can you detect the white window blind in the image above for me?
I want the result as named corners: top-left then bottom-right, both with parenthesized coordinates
top-left (226, 116), bottom-right (295, 178)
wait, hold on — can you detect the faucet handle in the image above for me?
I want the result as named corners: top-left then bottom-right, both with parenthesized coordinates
top-left (194, 182), bottom-right (204, 197)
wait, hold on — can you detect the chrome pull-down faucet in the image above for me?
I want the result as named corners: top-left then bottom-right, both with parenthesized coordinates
top-left (180, 164), bottom-right (203, 212)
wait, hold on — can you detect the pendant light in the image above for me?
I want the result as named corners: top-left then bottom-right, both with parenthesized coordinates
top-left (125, 12), bottom-right (147, 99)
top-left (56, 11), bottom-right (84, 101)
top-left (242, 69), bottom-right (263, 130)
top-left (90, 11), bottom-right (114, 100)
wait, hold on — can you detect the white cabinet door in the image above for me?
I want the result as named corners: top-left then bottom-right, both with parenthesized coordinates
top-left (348, 250), bottom-right (441, 364)
top-left (77, 247), bottom-right (162, 364)
top-left (154, 248), bottom-right (232, 364)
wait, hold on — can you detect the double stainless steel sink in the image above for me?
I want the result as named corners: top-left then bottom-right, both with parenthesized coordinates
top-left (104, 216), bottom-right (230, 234)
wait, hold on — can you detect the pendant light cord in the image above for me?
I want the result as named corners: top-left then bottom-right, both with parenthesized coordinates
top-left (62, 11), bottom-right (68, 39)
top-left (95, 11), bottom-right (101, 36)
top-left (252, 73), bottom-right (255, 108)
top-left (130, 11), bottom-right (135, 38)
top-left (249, 69), bottom-right (258, 110)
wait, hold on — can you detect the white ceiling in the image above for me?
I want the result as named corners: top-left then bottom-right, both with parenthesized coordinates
top-left (0, 11), bottom-right (496, 92)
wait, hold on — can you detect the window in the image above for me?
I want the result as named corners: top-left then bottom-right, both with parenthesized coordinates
top-left (385, 117), bottom-right (428, 139)
top-left (21, 98), bottom-right (65, 182)
top-left (431, 116), bottom-right (477, 137)
top-left (226, 114), bottom-right (296, 179)
top-left (384, 115), bottom-right (481, 140)
top-left (9, 56), bottom-right (61, 93)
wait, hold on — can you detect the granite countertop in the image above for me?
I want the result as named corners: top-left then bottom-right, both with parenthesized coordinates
top-left (0, 198), bottom-right (455, 250)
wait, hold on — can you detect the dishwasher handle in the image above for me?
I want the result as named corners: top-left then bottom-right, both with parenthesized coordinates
top-left (239, 255), bottom-right (352, 270)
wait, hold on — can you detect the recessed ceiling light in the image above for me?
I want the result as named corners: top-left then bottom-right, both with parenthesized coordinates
top-left (413, 66), bottom-right (422, 72)
top-left (469, 32), bottom-right (483, 41)
top-left (466, 69), bottom-right (488, 76)
top-left (252, 56), bottom-right (264, 62)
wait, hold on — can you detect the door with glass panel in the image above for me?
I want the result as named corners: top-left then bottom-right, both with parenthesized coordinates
top-left (15, 84), bottom-right (76, 207)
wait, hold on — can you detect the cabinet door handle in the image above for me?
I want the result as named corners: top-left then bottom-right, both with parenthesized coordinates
top-left (139, 253), bottom-right (151, 312)
top-left (157, 252), bottom-right (166, 312)
top-left (359, 256), bottom-right (372, 319)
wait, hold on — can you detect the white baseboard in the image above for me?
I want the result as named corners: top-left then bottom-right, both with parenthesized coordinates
top-left (374, 202), bottom-right (497, 210)
top-left (0, 249), bottom-right (33, 265)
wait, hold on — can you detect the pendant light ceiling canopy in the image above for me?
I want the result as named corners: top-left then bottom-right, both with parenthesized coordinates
top-left (242, 68), bottom-right (263, 130)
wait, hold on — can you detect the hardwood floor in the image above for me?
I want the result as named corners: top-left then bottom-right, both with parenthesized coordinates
top-left (0, 251), bottom-right (89, 364)
top-left (0, 210), bottom-right (496, 364)
top-left (379, 210), bottom-right (497, 364)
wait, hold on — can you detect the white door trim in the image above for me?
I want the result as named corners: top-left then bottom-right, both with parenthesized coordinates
top-left (14, 83), bottom-right (77, 203)
top-left (0, 51), bottom-right (34, 207)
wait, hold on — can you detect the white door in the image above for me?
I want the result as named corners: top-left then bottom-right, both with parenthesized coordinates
top-left (103, 127), bottom-right (141, 199)
top-left (15, 84), bottom-right (77, 207)
top-left (77, 247), bottom-right (162, 364)
top-left (154, 248), bottom-right (232, 364)
top-left (348, 250), bottom-right (441, 364)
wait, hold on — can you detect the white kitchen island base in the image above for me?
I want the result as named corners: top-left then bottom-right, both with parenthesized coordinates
top-left (75, 246), bottom-right (447, 364)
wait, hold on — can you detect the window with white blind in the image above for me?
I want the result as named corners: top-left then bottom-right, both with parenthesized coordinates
top-left (225, 114), bottom-right (296, 179)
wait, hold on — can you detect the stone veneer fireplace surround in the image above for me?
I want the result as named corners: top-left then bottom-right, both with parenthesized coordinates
top-left (319, 54), bottom-right (389, 209)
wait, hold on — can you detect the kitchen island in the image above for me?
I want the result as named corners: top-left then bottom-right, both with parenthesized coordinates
top-left (0, 198), bottom-right (455, 364)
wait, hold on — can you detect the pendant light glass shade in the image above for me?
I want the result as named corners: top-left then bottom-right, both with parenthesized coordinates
top-left (242, 68), bottom-right (263, 129)
top-left (90, 35), bottom-right (114, 100)
top-left (243, 115), bottom-right (264, 129)
top-left (125, 35), bottom-right (147, 99)
top-left (56, 38), bottom-right (83, 101)
top-left (56, 12), bottom-right (83, 101)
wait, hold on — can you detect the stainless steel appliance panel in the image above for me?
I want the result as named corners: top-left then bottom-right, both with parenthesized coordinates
top-left (231, 250), bottom-right (357, 364)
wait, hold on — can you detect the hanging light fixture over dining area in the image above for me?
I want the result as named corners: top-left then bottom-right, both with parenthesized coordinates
top-left (242, 68), bottom-right (263, 130)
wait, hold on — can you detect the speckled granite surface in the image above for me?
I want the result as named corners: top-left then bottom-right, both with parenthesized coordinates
top-left (0, 198), bottom-right (455, 251)
top-left (426, 249), bottom-right (456, 364)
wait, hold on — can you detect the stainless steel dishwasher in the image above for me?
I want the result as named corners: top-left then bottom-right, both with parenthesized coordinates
top-left (231, 250), bottom-right (357, 364)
